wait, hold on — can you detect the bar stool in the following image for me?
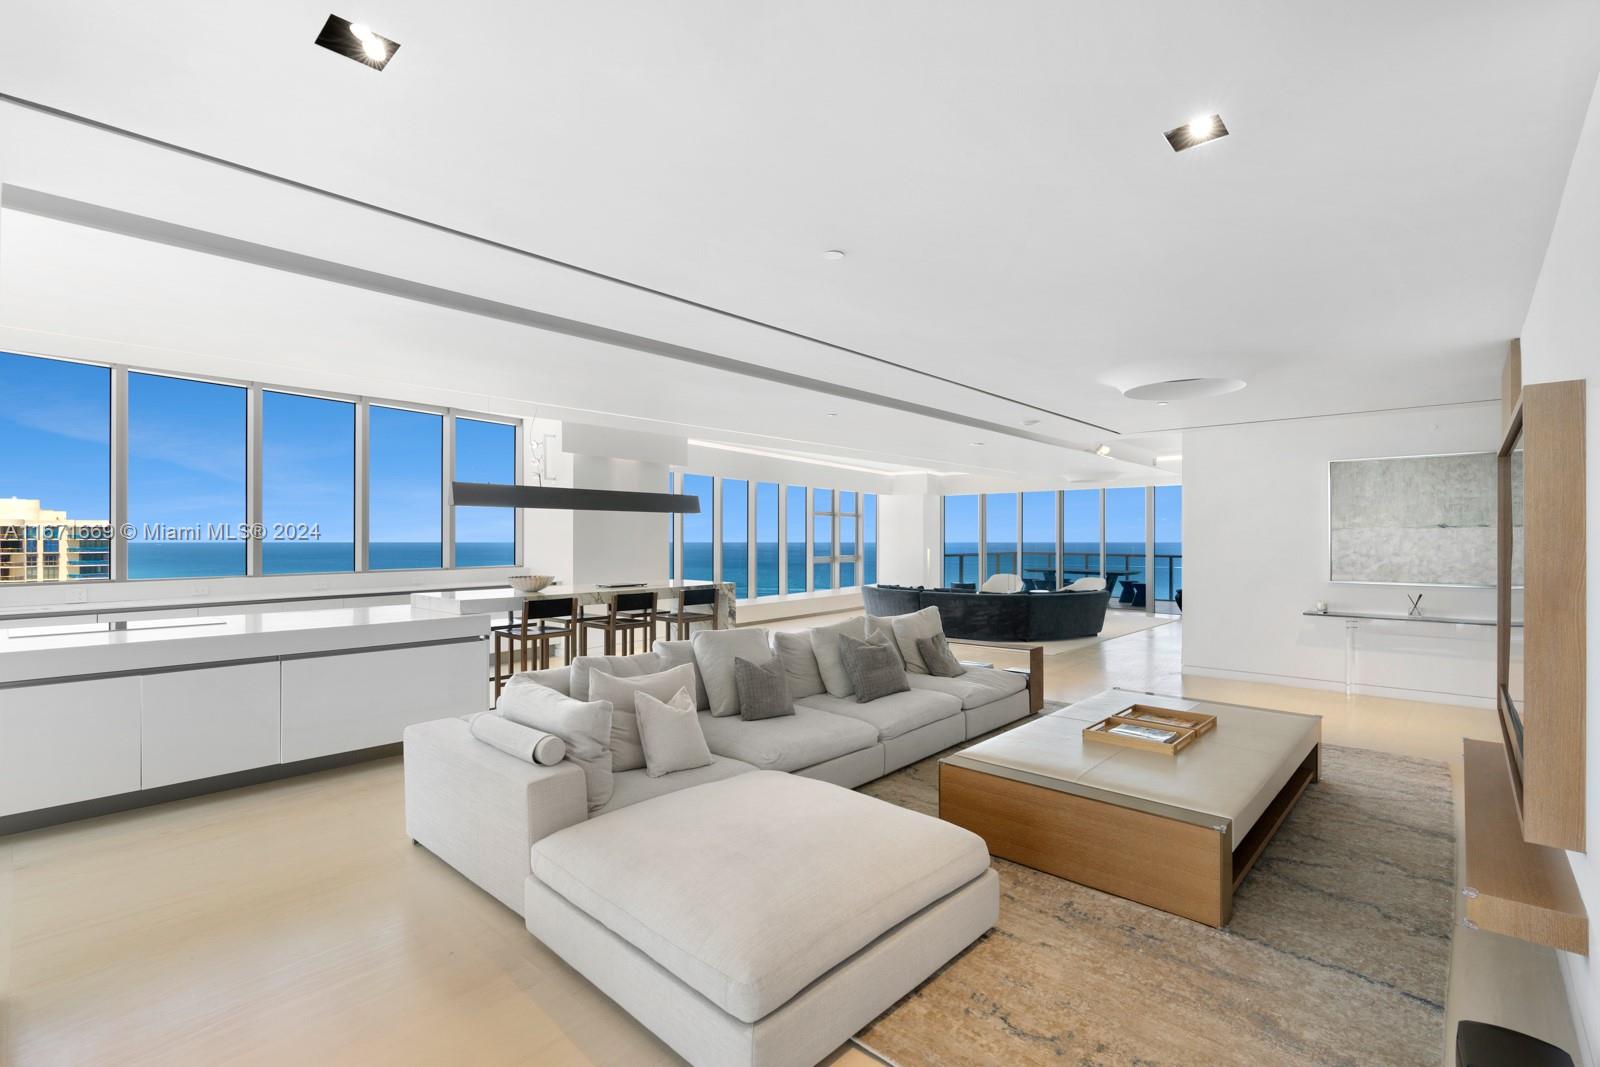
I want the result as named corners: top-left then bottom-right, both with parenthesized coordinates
top-left (664, 584), bottom-right (719, 640)
top-left (492, 596), bottom-right (577, 698)
top-left (579, 590), bottom-right (658, 655)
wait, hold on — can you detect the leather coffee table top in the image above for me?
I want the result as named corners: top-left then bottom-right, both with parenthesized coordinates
top-left (942, 689), bottom-right (1321, 849)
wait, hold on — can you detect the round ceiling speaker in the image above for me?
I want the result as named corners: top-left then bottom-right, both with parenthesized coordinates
top-left (1121, 377), bottom-right (1246, 402)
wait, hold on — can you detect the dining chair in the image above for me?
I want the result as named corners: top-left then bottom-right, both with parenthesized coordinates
top-left (578, 590), bottom-right (659, 655)
top-left (491, 596), bottom-right (578, 699)
top-left (663, 585), bottom-right (719, 640)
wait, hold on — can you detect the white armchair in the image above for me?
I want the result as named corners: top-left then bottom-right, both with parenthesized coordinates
top-left (1063, 577), bottom-right (1106, 592)
top-left (980, 573), bottom-right (1024, 593)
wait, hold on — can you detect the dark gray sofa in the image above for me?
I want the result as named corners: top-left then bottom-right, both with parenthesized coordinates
top-left (862, 584), bottom-right (1111, 642)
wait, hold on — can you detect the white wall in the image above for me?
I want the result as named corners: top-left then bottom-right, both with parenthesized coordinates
top-left (878, 490), bottom-right (941, 587)
top-left (1520, 68), bottom-right (1600, 1067)
top-left (1182, 402), bottom-right (1505, 706)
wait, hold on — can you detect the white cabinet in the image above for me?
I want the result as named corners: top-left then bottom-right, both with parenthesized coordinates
top-left (0, 676), bottom-right (142, 815)
top-left (279, 640), bottom-right (487, 762)
top-left (140, 663), bottom-right (281, 789)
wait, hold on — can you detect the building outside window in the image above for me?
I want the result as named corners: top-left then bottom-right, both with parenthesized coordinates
top-left (1063, 489), bottom-right (1102, 583)
top-left (785, 485), bottom-right (806, 593)
top-left (755, 482), bottom-right (779, 597)
top-left (862, 493), bottom-right (877, 585)
top-left (1155, 485), bottom-right (1183, 602)
top-left (128, 372), bottom-right (249, 579)
top-left (812, 488), bottom-right (834, 591)
top-left (983, 493), bottom-right (1018, 581)
top-left (722, 478), bottom-right (749, 599)
top-left (1021, 491), bottom-right (1055, 589)
top-left (1104, 486), bottom-right (1146, 595)
top-left (942, 494), bottom-right (979, 587)
top-left (680, 474), bottom-right (714, 583)
top-left (0, 352), bottom-right (111, 583)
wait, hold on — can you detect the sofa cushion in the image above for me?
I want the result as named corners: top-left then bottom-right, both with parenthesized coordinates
top-left (906, 666), bottom-right (1028, 710)
top-left (772, 630), bottom-right (827, 699)
top-left (496, 683), bottom-right (614, 811)
top-left (652, 640), bottom-right (710, 710)
top-left (503, 665), bottom-right (571, 696)
top-left (838, 632), bottom-right (910, 704)
top-left (691, 628), bottom-right (773, 717)
top-left (809, 616), bottom-right (868, 697)
top-left (735, 656), bottom-right (795, 721)
top-left (636, 688), bottom-right (715, 778)
top-left (917, 633), bottom-right (967, 678)
top-left (864, 614), bottom-right (906, 668)
top-left (889, 606), bottom-right (944, 674)
top-left (698, 706), bottom-right (878, 772)
top-left (795, 688), bottom-right (962, 741)
top-left (569, 651), bottom-right (663, 701)
top-left (590, 663), bottom-right (700, 771)
top-left (529, 770), bottom-right (991, 1023)
top-left (594, 755), bottom-right (756, 815)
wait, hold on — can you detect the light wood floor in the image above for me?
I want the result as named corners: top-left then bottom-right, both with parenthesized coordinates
top-left (0, 616), bottom-right (1577, 1066)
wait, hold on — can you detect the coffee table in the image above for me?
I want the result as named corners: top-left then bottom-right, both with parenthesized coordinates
top-left (939, 689), bottom-right (1321, 927)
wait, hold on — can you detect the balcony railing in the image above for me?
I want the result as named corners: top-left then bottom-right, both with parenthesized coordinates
top-left (942, 551), bottom-right (1183, 601)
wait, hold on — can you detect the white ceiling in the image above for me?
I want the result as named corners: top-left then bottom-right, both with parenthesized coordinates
top-left (1, 0), bottom-right (1597, 479)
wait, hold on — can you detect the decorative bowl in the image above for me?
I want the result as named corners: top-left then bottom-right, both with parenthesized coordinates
top-left (508, 574), bottom-right (556, 593)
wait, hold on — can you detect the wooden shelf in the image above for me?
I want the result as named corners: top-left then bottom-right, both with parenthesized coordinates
top-left (1462, 739), bottom-right (1588, 954)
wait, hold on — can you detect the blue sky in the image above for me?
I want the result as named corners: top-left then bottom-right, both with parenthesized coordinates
top-left (4, 352), bottom-right (514, 548)
top-left (944, 487), bottom-right (1183, 548)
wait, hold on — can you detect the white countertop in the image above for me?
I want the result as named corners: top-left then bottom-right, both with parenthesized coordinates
top-left (0, 580), bottom-right (511, 622)
top-left (413, 580), bottom-right (721, 615)
top-left (0, 605), bottom-right (487, 685)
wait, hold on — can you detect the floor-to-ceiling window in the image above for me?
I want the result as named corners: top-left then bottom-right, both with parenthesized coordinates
top-left (128, 372), bottom-right (247, 579)
top-left (369, 405), bottom-right (442, 570)
top-left (0, 352), bottom-right (112, 583)
top-left (1104, 486), bottom-right (1146, 600)
top-left (667, 472), bottom-right (676, 580)
top-left (862, 493), bottom-right (878, 585)
top-left (1155, 484), bottom-right (1183, 602)
top-left (942, 494), bottom-right (979, 587)
top-left (453, 417), bottom-right (516, 569)
top-left (983, 493), bottom-right (1018, 581)
top-left (812, 488), bottom-right (834, 591)
top-left (1021, 491), bottom-right (1056, 589)
top-left (1062, 488), bottom-right (1102, 583)
top-left (722, 478), bottom-right (749, 599)
top-left (681, 474), bottom-right (714, 583)
top-left (263, 391), bottom-right (355, 575)
top-left (838, 491), bottom-right (857, 587)
top-left (785, 485), bottom-right (806, 593)
top-left (755, 482), bottom-right (779, 597)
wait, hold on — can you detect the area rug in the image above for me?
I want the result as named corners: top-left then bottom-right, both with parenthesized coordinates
top-left (854, 741), bottom-right (1455, 1067)
top-left (952, 610), bottom-right (1176, 658)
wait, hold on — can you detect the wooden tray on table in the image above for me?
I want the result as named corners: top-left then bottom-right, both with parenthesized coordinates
top-left (1083, 704), bottom-right (1217, 756)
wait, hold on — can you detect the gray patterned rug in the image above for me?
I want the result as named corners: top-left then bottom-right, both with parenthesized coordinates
top-left (854, 740), bottom-right (1455, 1067)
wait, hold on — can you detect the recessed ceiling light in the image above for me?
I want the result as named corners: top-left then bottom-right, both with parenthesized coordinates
top-left (1122, 377), bottom-right (1246, 402)
top-left (821, 250), bottom-right (847, 261)
top-left (315, 14), bottom-right (400, 70)
top-left (1156, 401), bottom-right (1169, 407)
top-left (971, 441), bottom-right (985, 447)
top-left (1095, 444), bottom-right (1113, 457)
top-left (1164, 113), bottom-right (1228, 152)
top-left (825, 412), bottom-right (838, 417)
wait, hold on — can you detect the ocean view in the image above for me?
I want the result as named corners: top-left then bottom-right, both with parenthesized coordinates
top-left (941, 541), bottom-right (1183, 597)
top-left (126, 541), bottom-right (515, 578)
top-left (678, 542), bottom-right (874, 599)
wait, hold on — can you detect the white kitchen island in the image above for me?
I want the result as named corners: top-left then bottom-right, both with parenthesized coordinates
top-left (0, 606), bottom-right (489, 830)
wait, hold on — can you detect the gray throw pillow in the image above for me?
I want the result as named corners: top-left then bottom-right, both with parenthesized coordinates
top-left (890, 606), bottom-right (944, 674)
top-left (865, 614), bottom-right (906, 668)
top-left (588, 662), bottom-right (699, 772)
top-left (637, 688), bottom-right (714, 778)
top-left (838, 633), bottom-right (910, 704)
top-left (916, 633), bottom-right (968, 678)
top-left (734, 655), bottom-right (795, 721)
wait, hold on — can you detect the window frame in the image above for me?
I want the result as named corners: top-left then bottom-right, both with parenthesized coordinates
top-left (0, 348), bottom-right (522, 585)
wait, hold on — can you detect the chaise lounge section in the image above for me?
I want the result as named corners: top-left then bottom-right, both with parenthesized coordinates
top-left (863, 583), bottom-right (1111, 642)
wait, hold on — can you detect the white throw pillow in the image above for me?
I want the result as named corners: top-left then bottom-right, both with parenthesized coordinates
top-left (589, 663), bottom-right (699, 772)
top-left (808, 616), bottom-right (868, 697)
top-left (637, 687), bottom-right (714, 778)
top-left (569, 651), bottom-right (663, 701)
top-left (890, 606), bottom-right (945, 675)
top-left (865, 614), bottom-right (906, 668)
top-left (772, 630), bottom-right (827, 699)
top-left (652, 640), bottom-right (711, 710)
top-left (691, 628), bottom-right (773, 717)
top-left (496, 682), bottom-right (614, 811)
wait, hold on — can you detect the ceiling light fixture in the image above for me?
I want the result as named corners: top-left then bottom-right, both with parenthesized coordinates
top-left (1122, 377), bottom-right (1246, 402)
top-left (315, 14), bottom-right (400, 70)
top-left (821, 250), bottom-right (847, 261)
top-left (1164, 113), bottom-right (1228, 152)
top-left (1095, 444), bottom-right (1113, 457)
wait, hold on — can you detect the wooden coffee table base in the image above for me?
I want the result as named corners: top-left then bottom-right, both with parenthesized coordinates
top-left (939, 745), bottom-right (1320, 927)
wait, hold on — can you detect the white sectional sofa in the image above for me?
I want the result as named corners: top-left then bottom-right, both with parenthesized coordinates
top-left (403, 618), bottom-right (1035, 1067)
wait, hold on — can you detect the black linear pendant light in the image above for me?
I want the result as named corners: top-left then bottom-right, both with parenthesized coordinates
top-left (452, 482), bottom-right (701, 514)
